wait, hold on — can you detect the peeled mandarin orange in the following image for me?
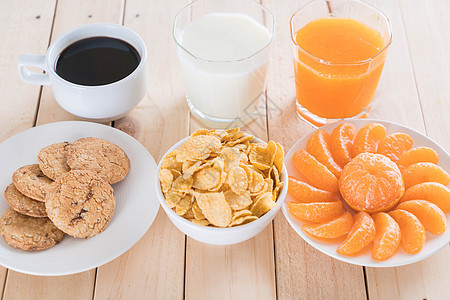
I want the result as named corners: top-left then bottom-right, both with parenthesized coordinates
top-left (372, 212), bottom-right (401, 261)
top-left (302, 212), bottom-right (353, 239)
top-left (330, 123), bottom-right (356, 167)
top-left (288, 176), bottom-right (337, 203)
top-left (288, 201), bottom-right (343, 223)
top-left (339, 153), bottom-right (404, 213)
top-left (353, 123), bottom-right (386, 155)
top-left (397, 200), bottom-right (447, 235)
top-left (306, 130), bottom-right (342, 178)
top-left (292, 149), bottom-right (339, 193)
top-left (397, 147), bottom-right (439, 170)
top-left (402, 162), bottom-right (450, 189)
top-left (377, 132), bottom-right (413, 162)
top-left (389, 209), bottom-right (426, 254)
top-left (337, 212), bottom-right (376, 256)
top-left (400, 182), bottom-right (450, 213)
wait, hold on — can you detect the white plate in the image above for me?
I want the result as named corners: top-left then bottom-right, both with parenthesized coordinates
top-left (0, 121), bottom-right (159, 275)
top-left (282, 119), bottom-right (450, 267)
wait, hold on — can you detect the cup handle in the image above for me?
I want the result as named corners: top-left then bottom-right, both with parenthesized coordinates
top-left (17, 54), bottom-right (50, 85)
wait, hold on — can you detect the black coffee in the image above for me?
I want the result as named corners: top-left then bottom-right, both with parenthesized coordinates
top-left (55, 37), bottom-right (140, 86)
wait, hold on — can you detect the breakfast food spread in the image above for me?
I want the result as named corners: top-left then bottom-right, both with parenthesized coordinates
top-left (288, 122), bottom-right (450, 261)
top-left (159, 128), bottom-right (284, 227)
top-left (1, 137), bottom-right (129, 251)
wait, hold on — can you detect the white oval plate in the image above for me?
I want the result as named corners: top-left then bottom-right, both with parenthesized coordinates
top-left (282, 119), bottom-right (450, 267)
top-left (0, 121), bottom-right (159, 275)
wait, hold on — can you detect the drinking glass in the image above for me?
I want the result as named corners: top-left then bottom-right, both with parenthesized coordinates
top-left (173, 0), bottom-right (274, 128)
top-left (291, 0), bottom-right (392, 127)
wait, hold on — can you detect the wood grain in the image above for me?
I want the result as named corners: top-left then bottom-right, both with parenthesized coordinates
top-left (94, 0), bottom-right (190, 298)
top-left (0, 0), bottom-right (55, 297)
top-left (366, 1), bottom-right (450, 299)
top-left (3, 1), bottom-right (124, 300)
top-left (0, 0), bottom-right (56, 142)
top-left (263, 0), bottom-right (367, 298)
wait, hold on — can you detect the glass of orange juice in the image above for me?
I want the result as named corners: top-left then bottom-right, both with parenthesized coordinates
top-left (290, 0), bottom-right (392, 127)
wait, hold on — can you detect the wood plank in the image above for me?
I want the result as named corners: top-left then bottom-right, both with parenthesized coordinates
top-left (94, 0), bottom-right (190, 298)
top-left (0, 0), bottom-right (55, 142)
top-left (3, 1), bottom-right (124, 300)
top-left (3, 271), bottom-right (96, 300)
top-left (0, 0), bottom-right (55, 297)
top-left (366, 1), bottom-right (450, 299)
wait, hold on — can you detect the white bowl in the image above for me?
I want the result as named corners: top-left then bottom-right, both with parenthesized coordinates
top-left (282, 119), bottom-right (450, 267)
top-left (155, 134), bottom-right (288, 245)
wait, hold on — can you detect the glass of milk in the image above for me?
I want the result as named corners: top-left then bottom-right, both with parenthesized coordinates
top-left (173, 0), bottom-right (274, 127)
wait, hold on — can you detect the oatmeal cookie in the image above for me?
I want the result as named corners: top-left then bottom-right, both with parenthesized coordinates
top-left (12, 164), bottom-right (53, 202)
top-left (67, 137), bottom-right (130, 184)
top-left (4, 183), bottom-right (47, 217)
top-left (45, 170), bottom-right (115, 238)
top-left (0, 208), bottom-right (64, 251)
top-left (37, 142), bottom-right (71, 180)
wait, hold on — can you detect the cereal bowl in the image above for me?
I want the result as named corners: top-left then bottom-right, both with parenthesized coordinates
top-left (154, 133), bottom-right (288, 245)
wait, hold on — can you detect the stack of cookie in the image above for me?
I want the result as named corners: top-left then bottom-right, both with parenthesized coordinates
top-left (1, 137), bottom-right (130, 251)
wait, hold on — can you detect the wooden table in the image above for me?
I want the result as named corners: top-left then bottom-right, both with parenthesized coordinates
top-left (0, 0), bottom-right (449, 299)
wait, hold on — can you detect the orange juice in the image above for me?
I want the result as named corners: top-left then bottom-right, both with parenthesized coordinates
top-left (293, 18), bottom-right (387, 119)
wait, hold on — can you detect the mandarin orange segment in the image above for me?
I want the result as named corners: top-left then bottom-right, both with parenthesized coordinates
top-left (400, 182), bottom-right (450, 213)
top-left (288, 176), bottom-right (338, 203)
top-left (353, 123), bottom-right (386, 155)
top-left (397, 200), bottom-right (447, 235)
top-left (372, 212), bottom-right (401, 261)
top-left (389, 209), bottom-right (426, 254)
top-left (330, 123), bottom-right (356, 167)
top-left (288, 201), bottom-right (343, 223)
top-left (337, 212), bottom-right (375, 256)
top-left (397, 147), bottom-right (439, 170)
top-left (306, 130), bottom-right (342, 178)
top-left (377, 132), bottom-right (413, 162)
top-left (339, 153), bottom-right (404, 213)
top-left (302, 212), bottom-right (353, 239)
top-left (402, 162), bottom-right (450, 189)
top-left (292, 149), bottom-right (339, 192)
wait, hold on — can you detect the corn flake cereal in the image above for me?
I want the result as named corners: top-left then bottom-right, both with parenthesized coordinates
top-left (159, 128), bottom-right (284, 227)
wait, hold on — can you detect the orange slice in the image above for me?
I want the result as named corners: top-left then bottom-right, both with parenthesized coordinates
top-left (353, 123), bottom-right (386, 155)
top-left (377, 132), bottom-right (413, 162)
top-left (288, 176), bottom-right (337, 203)
top-left (402, 162), bottom-right (450, 189)
top-left (306, 130), bottom-right (342, 178)
top-left (339, 153), bottom-right (404, 213)
top-left (400, 182), bottom-right (450, 213)
top-left (389, 209), bottom-right (426, 254)
top-left (330, 123), bottom-right (356, 167)
top-left (372, 212), bottom-right (401, 261)
top-left (337, 212), bottom-right (375, 256)
top-left (397, 147), bottom-right (439, 170)
top-left (292, 149), bottom-right (339, 193)
top-left (288, 201), bottom-right (343, 223)
top-left (397, 200), bottom-right (447, 235)
top-left (302, 212), bottom-right (353, 239)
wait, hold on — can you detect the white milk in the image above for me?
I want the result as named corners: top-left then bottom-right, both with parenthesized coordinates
top-left (176, 13), bottom-right (272, 121)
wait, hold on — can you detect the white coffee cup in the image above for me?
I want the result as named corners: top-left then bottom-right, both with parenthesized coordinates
top-left (18, 23), bottom-right (149, 121)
